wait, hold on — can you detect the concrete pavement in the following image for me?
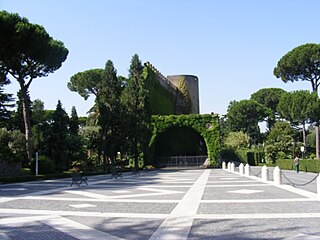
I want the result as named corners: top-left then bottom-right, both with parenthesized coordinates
top-left (0, 168), bottom-right (320, 239)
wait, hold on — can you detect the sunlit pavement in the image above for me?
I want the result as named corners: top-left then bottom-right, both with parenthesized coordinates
top-left (0, 168), bottom-right (320, 240)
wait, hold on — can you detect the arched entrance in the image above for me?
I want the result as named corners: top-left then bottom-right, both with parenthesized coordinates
top-left (155, 126), bottom-right (207, 167)
top-left (149, 114), bottom-right (221, 167)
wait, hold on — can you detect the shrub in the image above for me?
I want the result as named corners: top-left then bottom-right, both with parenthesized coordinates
top-left (276, 158), bottom-right (320, 173)
top-left (224, 131), bottom-right (249, 149)
top-left (220, 148), bottom-right (241, 162)
top-left (30, 156), bottom-right (56, 175)
top-left (220, 148), bottom-right (263, 166)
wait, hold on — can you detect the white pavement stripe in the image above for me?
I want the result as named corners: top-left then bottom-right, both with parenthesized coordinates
top-left (42, 215), bottom-right (125, 240)
top-left (64, 190), bottom-right (109, 199)
top-left (206, 180), bottom-right (255, 183)
top-left (0, 215), bottom-right (124, 240)
top-left (284, 233), bottom-right (320, 240)
top-left (196, 212), bottom-right (320, 219)
top-left (242, 172), bottom-right (319, 199)
top-left (105, 188), bottom-right (183, 199)
top-left (18, 196), bottom-right (179, 203)
top-left (0, 173), bottom-right (148, 204)
top-left (149, 169), bottom-right (211, 240)
top-left (0, 188), bottom-right (26, 191)
top-left (206, 184), bottom-right (269, 187)
top-left (69, 203), bottom-right (96, 208)
top-left (0, 208), bottom-right (168, 219)
top-left (200, 198), bottom-right (314, 203)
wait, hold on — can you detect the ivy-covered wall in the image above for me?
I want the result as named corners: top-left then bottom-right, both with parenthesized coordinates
top-left (142, 67), bottom-right (176, 115)
top-left (154, 126), bottom-right (207, 157)
top-left (149, 114), bottom-right (221, 166)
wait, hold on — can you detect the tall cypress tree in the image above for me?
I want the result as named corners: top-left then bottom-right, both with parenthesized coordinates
top-left (101, 60), bottom-right (123, 165)
top-left (69, 106), bottom-right (79, 135)
top-left (67, 106), bottom-right (84, 164)
top-left (123, 54), bottom-right (151, 169)
top-left (50, 100), bottom-right (69, 171)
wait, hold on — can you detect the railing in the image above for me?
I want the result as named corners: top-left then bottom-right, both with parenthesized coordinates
top-left (223, 162), bottom-right (320, 193)
top-left (157, 155), bottom-right (208, 168)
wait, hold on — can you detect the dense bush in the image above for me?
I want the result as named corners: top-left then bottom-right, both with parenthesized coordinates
top-left (275, 159), bottom-right (320, 173)
top-left (224, 131), bottom-right (249, 149)
top-left (0, 128), bottom-right (26, 163)
top-left (30, 155), bottom-right (56, 175)
top-left (220, 148), bottom-right (241, 162)
top-left (220, 148), bottom-right (264, 166)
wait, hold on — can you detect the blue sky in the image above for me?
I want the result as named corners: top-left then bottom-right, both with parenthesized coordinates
top-left (1, 0), bottom-right (319, 116)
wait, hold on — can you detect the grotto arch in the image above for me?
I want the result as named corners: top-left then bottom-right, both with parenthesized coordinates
top-left (149, 114), bottom-right (221, 167)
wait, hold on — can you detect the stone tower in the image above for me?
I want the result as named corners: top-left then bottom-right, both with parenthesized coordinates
top-left (167, 75), bottom-right (199, 114)
top-left (144, 62), bottom-right (200, 115)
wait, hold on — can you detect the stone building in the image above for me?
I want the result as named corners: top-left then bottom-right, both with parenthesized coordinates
top-left (144, 62), bottom-right (199, 115)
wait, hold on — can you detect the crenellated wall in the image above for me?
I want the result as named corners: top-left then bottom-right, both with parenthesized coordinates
top-left (144, 62), bottom-right (200, 114)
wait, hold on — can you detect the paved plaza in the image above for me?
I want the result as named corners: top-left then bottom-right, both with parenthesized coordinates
top-left (0, 168), bottom-right (320, 239)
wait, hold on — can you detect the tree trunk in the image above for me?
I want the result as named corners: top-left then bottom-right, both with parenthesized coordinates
top-left (302, 122), bottom-right (306, 147)
top-left (20, 85), bottom-right (32, 163)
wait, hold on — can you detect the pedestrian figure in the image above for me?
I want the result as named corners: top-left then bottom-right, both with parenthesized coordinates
top-left (294, 156), bottom-right (299, 173)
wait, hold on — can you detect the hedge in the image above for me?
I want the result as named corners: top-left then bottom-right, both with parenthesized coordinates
top-left (30, 156), bottom-right (56, 175)
top-left (275, 159), bottom-right (320, 173)
top-left (221, 148), bottom-right (264, 166)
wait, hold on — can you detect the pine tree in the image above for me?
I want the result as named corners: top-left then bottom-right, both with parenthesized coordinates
top-left (50, 100), bottom-right (69, 171)
top-left (67, 106), bottom-right (84, 165)
top-left (69, 106), bottom-right (79, 135)
top-left (123, 54), bottom-right (151, 169)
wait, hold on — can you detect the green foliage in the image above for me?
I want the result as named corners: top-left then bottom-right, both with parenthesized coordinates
top-left (49, 100), bottom-right (69, 171)
top-left (69, 106), bottom-right (79, 135)
top-left (123, 54), bottom-right (152, 168)
top-left (264, 121), bottom-right (295, 163)
top-left (68, 60), bottom-right (124, 168)
top-left (177, 77), bottom-right (192, 114)
top-left (79, 126), bottom-right (101, 152)
top-left (278, 90), bottom-right (319, 124)
top-left (0, 10), bottom-right (69, 162)
top-left (274, 43), bottom-right (320, 92)
top-left (142, 67), bottom-right (175, 115)
top-left (277, 90), bottom-right (320, 147)
top-left (0, 72), bottom-right (13, 128)
top-left (275, 159), bottom-right (320, 173)
top-left (150, 114), bottom-right (220, 166)
top-left (68, 69), bottom-right (105, 100)
top-left (220, 148), bottom-right (264, 166)
top-left (0, 128), bottom-right (26, 163)
top-left (306, 129), bottom-right (316, 153)
top-left (234, 149), bottom-right (248, 163)
top-left (251, 88), bottom-right (286, 130)
top-left (0, 11), bottom-right (69, 76)
top-left (155, 127), bottom-right (207, 157)
top-left (30, 155), bottom-right (56, 175)
top-left (267, 121), bottom-right (295, 141)
top-left (224, 131), bottom-right (249, 149)
top-left (220, 148), bottom-right (241, 162)
top-left (227, 99), bottom-right (270, 145)
top-left (67, 106), bottom-right (85, 164)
